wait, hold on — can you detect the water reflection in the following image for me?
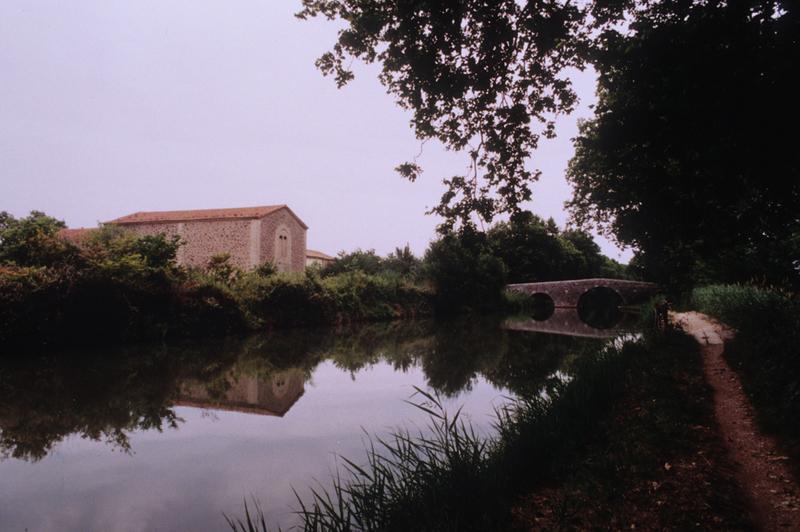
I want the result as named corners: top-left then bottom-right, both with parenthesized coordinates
top-left (0, 318), bottom-right (623, 531)
top-left (505, 307), bottom-right (638, 338)
top-left (178, 369), bottom-right (306, 417)
top-left (507, 287), bottom-right (641, 337)
top-left (0, 319), bottom-right (606, 462)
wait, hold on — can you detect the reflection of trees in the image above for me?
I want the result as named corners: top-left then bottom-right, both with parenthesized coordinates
top-left (321, 321), bottom-right (435, 375)
top-left (313, 318), bottom-right (607, 398)
top-left (415, 318), bottom-right (605, 397)
top-left (0, 349), bottom-right (185, 461)
top-left (0, 320), bottom-right (608, 461)
top-left (482, 331), bottom-right (603, 397)
top-left (0, 337), bottom-right (320, 462)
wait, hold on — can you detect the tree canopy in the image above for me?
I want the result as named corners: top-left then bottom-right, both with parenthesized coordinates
top-left (297, 0), bottom-right (590, 231)
top-left (567, 1), bottom-right (800, 288)
top-left (299, 0), bottom-right (798, 287)
top-left (0, 210), bottom-right (72, 267)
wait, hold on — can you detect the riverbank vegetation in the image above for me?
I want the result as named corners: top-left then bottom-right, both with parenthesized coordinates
top-left (0, 210), bottom-right (623, 348)
top-left (692, 284), bottom-right (800, 476)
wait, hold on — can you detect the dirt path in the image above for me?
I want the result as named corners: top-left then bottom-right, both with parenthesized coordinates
top-left (672, 311), bottom-right (800, 530)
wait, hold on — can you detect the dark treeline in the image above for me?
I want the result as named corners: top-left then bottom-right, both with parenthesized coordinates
top-left (321, 211), bottom-right (625, 313)
top-left (0, 210), bottom-right (622, 348)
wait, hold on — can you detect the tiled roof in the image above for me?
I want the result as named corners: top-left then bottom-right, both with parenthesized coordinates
top-left (107, 205), bottom-right (307, 227)
top-left (306, 249), bottom-right (335, 261)
top-left (57, 227), bottom-right (94, 243)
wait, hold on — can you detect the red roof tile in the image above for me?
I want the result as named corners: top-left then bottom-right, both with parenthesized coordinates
top-left (107, 205), bottom-right (307, 228)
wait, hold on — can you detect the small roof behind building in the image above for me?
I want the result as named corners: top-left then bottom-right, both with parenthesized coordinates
top-left (107, 205), bottom-right (308, 228)
top-left (306, 249), bottom-right (335, 261)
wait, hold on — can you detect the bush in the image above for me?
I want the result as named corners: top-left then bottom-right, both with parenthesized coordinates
top-left (320, 249), bottom-right (384, 277)
top-left (0, 211), bottom-right (77, 267)
top-left (236, 271), bottom-right (432, 328)
top-left (424, 230), bottom-right (507, 314)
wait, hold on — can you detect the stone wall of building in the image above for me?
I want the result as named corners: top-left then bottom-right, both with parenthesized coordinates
top-left (125, 219), bottom-right (253, 269)
top-left (259, 209), bottom-right (307, 272)
top-left (123, 222), bottom-right (185, 263)
top-left (120, 208), bottom-right (307, 272)
top-left (182, 219), bottom-right (253, 269)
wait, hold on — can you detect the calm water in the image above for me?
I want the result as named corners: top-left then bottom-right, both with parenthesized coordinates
top-left (0, 315), bottom-right (623, 531)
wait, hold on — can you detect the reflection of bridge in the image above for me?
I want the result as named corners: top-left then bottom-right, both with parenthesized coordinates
top-left (177, 369), bottom-right (305, 417)
top-left (506, 278), bottom-right (658, 308)
top-left (504, 308), bottom-right (633, 338)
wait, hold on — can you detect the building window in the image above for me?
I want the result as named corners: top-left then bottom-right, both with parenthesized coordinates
top-left (275, 227), bottom-right (291, 271)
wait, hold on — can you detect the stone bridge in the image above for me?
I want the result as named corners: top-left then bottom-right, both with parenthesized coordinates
top-left (506, 278), bottom-right (659, 308)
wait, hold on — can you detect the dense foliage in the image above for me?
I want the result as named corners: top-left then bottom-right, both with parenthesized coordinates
top-left (568, 4), bottom-right (800, 290)
top-left (487, 212), bottom-right (625, 283)
top-left (298, 1), bottom-right (799, 288)
top-left (0, 212), bottom-right (433, 348)
top-left (692, 284), bottom-right (800, 473)
top-left (0, 210), bottom-right (74, 266)
top-left (0, 209), bottom-right (626, 347)
top-left (423, 229), bottom-right (508, 313)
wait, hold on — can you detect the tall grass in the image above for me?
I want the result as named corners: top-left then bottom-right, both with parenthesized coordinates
top-left (692, 284), bottom-right (800, 473)
top-left (227, 339), bottom-right (637, 531)
top-left (691, 284), bottom-right (796, 331)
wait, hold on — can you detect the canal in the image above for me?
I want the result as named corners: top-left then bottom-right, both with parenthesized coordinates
top-left (0, 313), bottom-right (633, 530)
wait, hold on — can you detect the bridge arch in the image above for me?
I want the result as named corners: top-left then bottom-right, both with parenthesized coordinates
top-left (506, 278), bottom-right (658, 308)
top-left (577, 286), bottom-right (625, 308)
top-left (528, 292), bottom-right (555, 320)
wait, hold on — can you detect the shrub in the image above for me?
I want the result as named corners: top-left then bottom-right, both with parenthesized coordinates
top-left (206, 253), bottom-right (240, 285)
top-left (236, 271), bottom-right (432, 328)
top-left (320, 249), bottom-right (384, 277)
top-left (424, 230), bottom-right (507, 314)
top-left (0, 211), bottom-right (78, 267)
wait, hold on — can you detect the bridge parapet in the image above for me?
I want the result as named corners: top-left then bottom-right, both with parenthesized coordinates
top-left (506, 278), bottom-right (659, 308)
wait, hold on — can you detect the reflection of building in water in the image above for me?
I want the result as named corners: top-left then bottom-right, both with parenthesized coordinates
top-left (177, 369), bottom-right (305, 417)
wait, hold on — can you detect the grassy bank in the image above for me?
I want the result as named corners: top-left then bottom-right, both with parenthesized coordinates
top-left (512, 326), bottom-right (750, 529)
top-left (228, 325), bottom-right (752, 531)
top-left (692, 284), bottom-right (800, 476)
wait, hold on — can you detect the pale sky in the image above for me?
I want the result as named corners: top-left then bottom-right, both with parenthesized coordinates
top-left (0, 0), bottom-right (632, 262)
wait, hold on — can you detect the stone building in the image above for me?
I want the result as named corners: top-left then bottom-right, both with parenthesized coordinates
top-left (107, 205), bottom-right (308, 272)
top-left (306, 249), bottom-right (336, 268)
